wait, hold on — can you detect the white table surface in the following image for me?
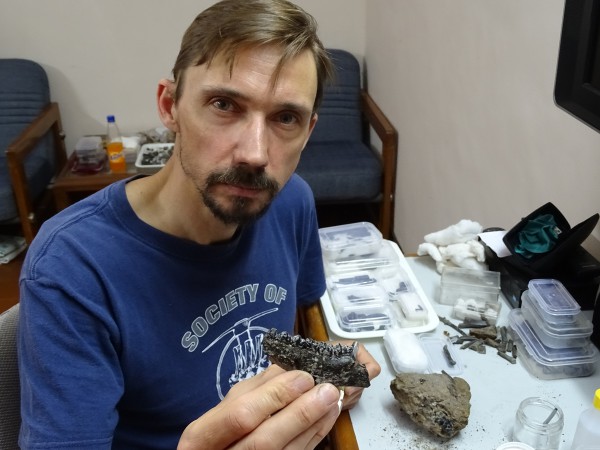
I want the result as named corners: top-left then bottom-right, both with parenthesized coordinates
top-left (326, 255), bottom-right (600, 450)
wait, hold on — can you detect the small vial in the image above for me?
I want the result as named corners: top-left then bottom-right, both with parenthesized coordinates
top-left (513, 397), bottom-right (564, 450)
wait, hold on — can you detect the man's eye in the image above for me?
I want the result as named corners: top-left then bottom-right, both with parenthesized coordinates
top-left (212, 99), bottom-right (234, 111)
top-left (278, 112), bottom-right (298, 125)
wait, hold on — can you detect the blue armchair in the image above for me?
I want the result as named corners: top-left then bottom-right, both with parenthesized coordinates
top-left (0, 59), bottom-right (67, 243)
top-left (295, 49), bottom-right (397, 239)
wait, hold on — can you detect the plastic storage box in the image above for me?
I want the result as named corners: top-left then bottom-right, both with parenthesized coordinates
top-left (322, 239), bottom-right (400, 275)
top-left (521, 290), bottom-right (593, 349)
top-left (526, 279), bottom-right (581, 325)
top-left (330, 285), bottom-right (387, 309)
top-left (336, 302), bottom-right (393, 333)
top-left (318, 222), bottom-right (382, 261)
top-left (508, 309), bottom-right (599, 379)
top-left (440, 267), bottom-right (500, 305)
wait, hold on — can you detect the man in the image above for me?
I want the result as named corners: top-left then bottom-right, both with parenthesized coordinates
top-left (17, 1), bottom-right (380, 449)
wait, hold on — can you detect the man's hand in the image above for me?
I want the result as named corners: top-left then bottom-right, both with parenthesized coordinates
top-left (177, 365), bottom-right (341, 450)
top-left (335, 340), bottom-right (381, 410)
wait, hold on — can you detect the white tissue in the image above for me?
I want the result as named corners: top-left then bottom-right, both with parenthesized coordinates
top-left (383, 329), bottom-right (429, 374)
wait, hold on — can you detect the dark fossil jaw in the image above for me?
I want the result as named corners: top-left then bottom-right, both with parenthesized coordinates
top-left (262, 328), bottom-right (370, 387)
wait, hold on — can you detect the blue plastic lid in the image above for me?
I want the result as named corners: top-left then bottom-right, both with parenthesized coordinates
top-left (106, 115), bottom-right (115, 123)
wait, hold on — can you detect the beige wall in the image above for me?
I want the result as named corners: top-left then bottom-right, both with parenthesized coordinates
top-left (2, 0), bottom-right (599, 257)
top-left (366, 0), bottom-right (600, 255)
top-left (0, 0), bottom-right (366, 150)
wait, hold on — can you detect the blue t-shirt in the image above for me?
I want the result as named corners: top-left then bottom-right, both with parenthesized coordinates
top-left (17, 174), bottom-right (326, 449)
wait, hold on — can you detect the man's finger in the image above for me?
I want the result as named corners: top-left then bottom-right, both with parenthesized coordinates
top-left (178, 369), bottom-right (315, 449)
top-left (231, 383), bottom-right (341, 450)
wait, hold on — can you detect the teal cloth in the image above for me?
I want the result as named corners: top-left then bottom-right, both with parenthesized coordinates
top-left (514, 214), bottom-right (562, 259)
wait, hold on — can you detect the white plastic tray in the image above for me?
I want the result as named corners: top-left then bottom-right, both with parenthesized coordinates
top-left (135, 143), bottom-right (174, 174)
top-left (320, 240), bottom-right (439, 339)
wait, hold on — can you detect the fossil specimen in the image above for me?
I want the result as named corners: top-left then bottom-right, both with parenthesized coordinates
top-left (390, 372), bottom-right (471, 439)
top-left (262, 328), bottom-right (370, 387)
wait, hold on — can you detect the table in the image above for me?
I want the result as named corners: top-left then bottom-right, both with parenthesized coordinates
top-left (51, 154), bottom-right (136, 210)
top-left (311, 255), bottom-right (600, 450)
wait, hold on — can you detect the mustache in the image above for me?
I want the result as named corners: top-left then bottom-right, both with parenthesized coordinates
top-left (205, 166), bottom-right (279, 192)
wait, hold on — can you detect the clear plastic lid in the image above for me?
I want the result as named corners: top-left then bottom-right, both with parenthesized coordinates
top-left (521, 291), bottom-right (593, 337)
top-left (75, 136), bottom-right (103, 152)
top-left (508, 309), bottom-right (598, 366)
top-left (318, 222), bottom-right (382, 260)
top-left (440, 266), bottom-right (501, 293)
top-left (323, 240), bottom-right (399, 275)
top-left (330, 285), bottom-right (387, 309)
top-left (418, 335), bottom-right (464, 375)
top-left (336, 303), bottom-right (392, 333)
top-left (527, 279), bottom-right (581, 317)
top-left (327, 270), bottom-right (378, 290)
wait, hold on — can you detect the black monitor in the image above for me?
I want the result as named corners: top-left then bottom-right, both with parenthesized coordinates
top-left (555, 0), bottom-right (600, 133)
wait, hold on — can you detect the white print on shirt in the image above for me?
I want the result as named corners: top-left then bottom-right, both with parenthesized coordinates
top-left (201, 309), bottom-right (277, 399)
top-left (179, 283), bottom-right (288, 399)
top-left (181, 283), bottom-right (287, 352)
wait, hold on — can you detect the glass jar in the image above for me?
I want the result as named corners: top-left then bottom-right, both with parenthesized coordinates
top-left (513, 397), bottom-right (564, 450)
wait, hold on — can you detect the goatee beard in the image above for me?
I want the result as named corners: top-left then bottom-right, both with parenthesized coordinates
top-left (202, 166), bottom-right (280, 225)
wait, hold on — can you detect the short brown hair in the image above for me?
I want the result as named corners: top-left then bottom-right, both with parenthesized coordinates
top-left (171, 0), bottom-right (333, 111)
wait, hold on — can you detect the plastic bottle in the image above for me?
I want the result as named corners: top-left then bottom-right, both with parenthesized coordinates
top-left (106, 115), bottom-right (126, 173)
top-left (571, 389), bottom-right (600, 450)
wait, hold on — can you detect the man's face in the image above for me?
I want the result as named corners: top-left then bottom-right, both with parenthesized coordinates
top-left (169, 45), bottom-right (318, 225)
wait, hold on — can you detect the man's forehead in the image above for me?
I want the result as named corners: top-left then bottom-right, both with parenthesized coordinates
top-left (184, 46), bottom-right (318, 104)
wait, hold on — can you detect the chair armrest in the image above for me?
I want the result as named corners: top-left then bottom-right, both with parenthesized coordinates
top-left (5, 102), bottom-right (67, 242)
top-left (361, 91), bottom-right (398, 239)
top-left (296, 302), bottom-right (360, 450)
top-left (6, 102), bottom-right (66, 166)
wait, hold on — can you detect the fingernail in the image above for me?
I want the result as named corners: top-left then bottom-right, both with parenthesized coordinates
top-left (318, 383), bottom-right (340, 407)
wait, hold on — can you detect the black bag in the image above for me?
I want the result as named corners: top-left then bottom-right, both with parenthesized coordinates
top-left (502, 202), bottom-right (599, 276)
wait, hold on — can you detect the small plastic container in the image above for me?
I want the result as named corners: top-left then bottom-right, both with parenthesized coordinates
top-left (452, 297), bottom-right (502, 325)
top-left (392, 291), bottom-right (429, 322)
top-left (318, 222), bottom-right (382, 261)
top-left (508, 309), bottom-right (599, 380)
top-left (527, 279), bottom-right (581, 325)
top-left (327, 270), bottom-right (378, 290)
top-left (378, 266), bottom-right (412, 297)
top-left (418, 335), bottom-right (464, 375)
top-left (73, 136), bottom-right (106, 173)
top-left (439, 266), bottom-right (500, 306)
top-left (330, 285), bottom-right (387, 309)
top-left (75, 136), bottom-right (103, 158)
top-left (135, 143), bottom-right (174, 174)
top-left (336, 303), bottom-right (392, 333)
top-left (513, 397), bottom-right (564, 450)
top-left (521, 291), bottom-right (593, 349)
top-left (323, 240), bottom-right (399, 275)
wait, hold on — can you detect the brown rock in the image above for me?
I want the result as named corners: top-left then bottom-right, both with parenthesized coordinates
top-left (390, 372), bottom-right (471, 439)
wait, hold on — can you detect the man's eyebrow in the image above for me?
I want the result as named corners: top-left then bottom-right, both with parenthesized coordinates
top-left (202, 86), bottom-right (313, 116)
top-left (279, 101), bottom-right (313, 117)
top-left (202, 86), bottom-right (249, 101)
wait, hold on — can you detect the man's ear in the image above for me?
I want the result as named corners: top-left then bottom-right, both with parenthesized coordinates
top-left (301, 113), bottom-right (318, 150)
top-left (157, 79), bottom-right (179, 133)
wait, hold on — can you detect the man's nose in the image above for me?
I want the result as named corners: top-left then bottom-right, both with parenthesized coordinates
top-left (234, 116), bottom-right (269, 167)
